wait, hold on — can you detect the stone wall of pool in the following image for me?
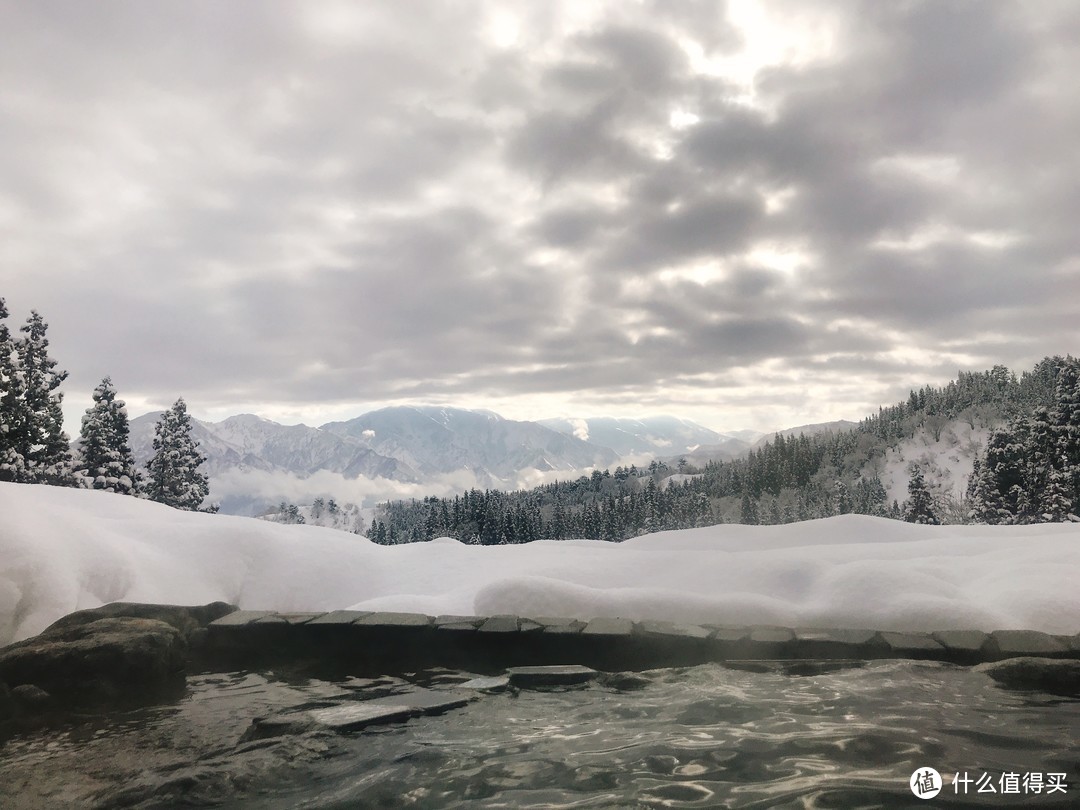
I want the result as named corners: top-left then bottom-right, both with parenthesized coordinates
top-left (203, 609), bottom-right (1080, 673)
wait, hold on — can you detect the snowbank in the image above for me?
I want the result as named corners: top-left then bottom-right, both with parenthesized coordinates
top-left (1, 482), bottom-right (1078, 645)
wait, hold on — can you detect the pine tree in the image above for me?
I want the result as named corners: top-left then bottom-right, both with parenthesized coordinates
top-left (0, 298), bottom-right (18, 477)
top-left (1050, 359), bottom-right (1080, 517)
top-left (74, 376), bottom-right (141, 495)
top-left (145, 397), bottom-right (210, 510)
top-left (0, 310), bottom-right (74, 485)
top-left (904, 466), bottom-right (939, 524)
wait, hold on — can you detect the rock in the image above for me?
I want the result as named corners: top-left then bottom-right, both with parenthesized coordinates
top-left (11, 684), bottom-right (51, 711)
top-left (976, 657), bottom-right (1080, 697)
top-left (507, 665), bottom-right (598, 687)
top-left (0, 617), bottom-right (187, 705)
top-left (989, 630), bottom-right (1069, 657)
top-left (599, 672), bottom-right (652, 691)
top-left (44, 601), bottom-right (236, 642)
top-left (458, 675), bottom-right (511, 692)
top-left (247, 688), bottom-right (474, 739)
top-left (581, 618), bottom-right (633, 636)
top-left (478, 616), bottom-right (519, 633)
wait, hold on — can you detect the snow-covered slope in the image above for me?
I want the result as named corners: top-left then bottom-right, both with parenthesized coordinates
top-left (539, 415), bottom-right (739, 459)
top-left (3, 482), bottom-right (1077, 646)
top-left (752, 419), bottom-right (860, 449)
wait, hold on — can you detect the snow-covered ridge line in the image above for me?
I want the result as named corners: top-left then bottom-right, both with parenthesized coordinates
top-left (1, 482), bottom-right (1078, 646)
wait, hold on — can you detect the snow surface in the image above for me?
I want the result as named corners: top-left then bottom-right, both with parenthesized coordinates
top-left (1, 482), bottom-right (1078, 646)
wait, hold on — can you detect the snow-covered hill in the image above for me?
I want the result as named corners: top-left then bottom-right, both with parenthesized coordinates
top-left (3, 482), bottom-right (1078, 646)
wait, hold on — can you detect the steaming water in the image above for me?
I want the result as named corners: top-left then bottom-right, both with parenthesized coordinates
top-left (1, 661), bottom-right (1077, 808)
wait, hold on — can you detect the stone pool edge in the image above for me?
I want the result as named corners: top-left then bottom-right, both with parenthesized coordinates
top-left (204, 608), bottom-right (1080, 672)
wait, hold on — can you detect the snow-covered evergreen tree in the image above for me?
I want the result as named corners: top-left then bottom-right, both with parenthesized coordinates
top-left (904, 466), bottom-right (939, 524)
top-left (0, 310), bottom-right (74, 485)
top-left (74, 376), bottom-right (141, 495)
top-left (1050, 358), bottom-right (1080, 517)
top-left (0, 298), bottom-right (17, 476)
top-left (145, 397), bottom-right (209, 510)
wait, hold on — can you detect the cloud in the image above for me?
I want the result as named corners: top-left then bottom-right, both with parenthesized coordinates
top-left (1, 0), bottom-right (1078, 436)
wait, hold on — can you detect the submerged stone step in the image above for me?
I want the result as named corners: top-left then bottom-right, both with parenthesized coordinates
top-left (507, 665), bottom-right (599, 687)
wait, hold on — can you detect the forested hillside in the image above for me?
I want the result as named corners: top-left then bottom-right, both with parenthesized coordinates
top-left (361, 357), bottom-right (1077, 544)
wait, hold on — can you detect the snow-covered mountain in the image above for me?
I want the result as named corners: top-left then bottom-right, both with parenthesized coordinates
top-left (538, 415), bottom-right (744, 459)
top-left (321, 406), bottom-right (618, 481)
top-left (129, 413), bottom-right (416, 482)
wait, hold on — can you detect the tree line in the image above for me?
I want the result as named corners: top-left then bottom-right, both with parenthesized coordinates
top-left (0, 299), bottom-right (211, 511)
top-left (367, 357), bottom-right (1078, 544)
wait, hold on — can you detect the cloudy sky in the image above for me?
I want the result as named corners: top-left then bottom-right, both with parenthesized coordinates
top-left (3, 0), bottom-right (1078, 435)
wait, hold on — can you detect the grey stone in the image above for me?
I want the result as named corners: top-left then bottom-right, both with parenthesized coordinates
top-left (976, 657), bottom-right (1080, 696)
top-left (794, 628), bottom-right (878, 645)
top-left (458, 675), bottom-right (511, 691)
top-left (256, 612), bottom-right (321, 625)
top-left (749, 627), bottom-right (795, 644)
top-left (990, 630), bottom-right (1068, 656)
top-left (308, 610), bottom-right (372, 625)
top-left (354, 612), bottom-right (433, 628)
top-left (47, 601), bottom-right (236, 638)
top-left (478, 616), bottom-right (519, 633)
top-left (932, 630), bottom-right (990, 653)
top-left (209, 610), bottom-right (277, 627)
top-left (436, 622), bottom-right (479, 633)
top-left (0, 617), bottom-right (186, 704)
top-left (542, 624), bottom-right (583, 635)
top-left (637, 620), bottom-right (711, 640)
top-left (307, 702), bottom-right (416, 731)
top-left (710, 628), bottom-right (750, 642)
top-left (434, 615), bottom-right (483, 627)
top-left (530, 616), bottom-right (581, 627)
top-left (507, 665), bottom-right (599, 687)
top-left (598, 672), bottom-right (652, 691)
top-left (582, 618), bottom-right (634, 636)
top-left (519, 620), bottom-right (545, 633)
top-left (875, 632), bottom-right (945, 654)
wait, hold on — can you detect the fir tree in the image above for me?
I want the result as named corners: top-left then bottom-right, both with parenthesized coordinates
top-left (1050, 359), bottom-right (1080, 516)
top-left (904, 466), bottom-right (939, 524)
top-left (145, 397), bottom-right (209, 510)
top-left (0, 310), bottom-right (74, 485)
top-left (0, 298), bottom-right (17, 476)
top-left (74, 376), bottom-right (141, 495)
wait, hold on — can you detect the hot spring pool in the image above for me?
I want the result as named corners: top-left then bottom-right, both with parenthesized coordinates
top-left (1, 660), bottom-right (1076, 808)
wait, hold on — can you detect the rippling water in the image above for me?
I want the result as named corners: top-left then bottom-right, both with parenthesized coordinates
top-left (1, 661), bottom-right (1077, 808)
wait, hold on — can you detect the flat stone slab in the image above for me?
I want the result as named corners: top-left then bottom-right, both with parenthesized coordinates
top-left (478, 616), bottom-right (519, 633)
top-left (458, 675), bottom-right (511, 691)
top-left (637, 621), bottom-right (711, 640)
top-left (437, 622), bottom-right (480, 633)
top-left (990, 630), bottom-right (1068, 656)
top-left (976, 657), bottom-right (1080, 697)
top-left (434, 615), bottom-right (483, 627)
top-left (530, 616), bottom-right (582, 627)
top-left (794, 628), bottom-right (878, 645)
top-left (354, 612), bottom-right (433, 628)
top-left (542, 624), bottom-right (583, 635)
top-left (874, 632), bottom-right (945, 654)
top-left (508, 665), bottom-right (599, 687)
top-left (210, 610), bottom-right (277, 627)
top-left (749, 627), bottom-right (795, 644)
top-left (519, 620), bottom-right (544, 633)
top-left (307, 702), bottom-right (416, 730)
top-left (582, 618), bottom-right (634, 636)
top-left (307, 610), bottom-right (371, 625)
top-left (932, 630), bottom-right (990, 653)
top-left (254, 612), bottom-right (322, 625)
top-left (710, 628), bottom-right (750, 642)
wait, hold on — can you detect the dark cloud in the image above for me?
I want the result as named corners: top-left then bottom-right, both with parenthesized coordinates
top-left (1, 0), bottom-right (1078, 432)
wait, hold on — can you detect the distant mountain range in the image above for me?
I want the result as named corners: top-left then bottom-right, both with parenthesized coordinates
top-left (124, 407), bottom-right (861, 515)
top-left (127, 406), bottom-right (754, 514)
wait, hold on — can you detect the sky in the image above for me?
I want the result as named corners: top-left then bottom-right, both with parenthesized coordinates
top-left (2, 0), bottom-right (1079, 436)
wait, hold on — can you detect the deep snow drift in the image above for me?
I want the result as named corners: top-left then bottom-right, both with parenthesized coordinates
top-left (1, 482), bottom-right (1078, 646)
